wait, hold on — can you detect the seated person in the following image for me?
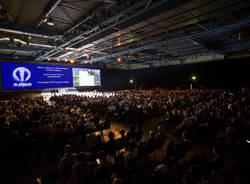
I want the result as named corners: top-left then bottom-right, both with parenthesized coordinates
top-left (92, 134), bottom-right (105, 157)
top-left (72, 152), bottom-right (95, 184)
top-left (105, 132), bottom-right (117, 157)
top-left (95, 151), bottom-right (113, 184)
top-left (123, 140), bottom-right (138, 165)
top-left (57, 144), bottom-right (77, 176)
top-left (116, 129), bottom-right (127, 150)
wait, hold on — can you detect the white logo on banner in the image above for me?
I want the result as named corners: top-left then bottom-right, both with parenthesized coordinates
top-left (12, 67), bottom-right (32, 87)
top-left (13, 67), bottom-right (31, 82)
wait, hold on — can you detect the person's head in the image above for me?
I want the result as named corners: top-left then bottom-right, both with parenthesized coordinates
top-left (108, 131), bottom-right (115, 141)
top-left (237, 111), bottom-right (241, 118)
top-left (119, 129), bottom-right (125, 137)
top-left (210, 111), bottom-right (215, 117)
top-left (182, 131), bottom-right (191, 141)
top-left (129, 126), bottom-right (135, 133)
top-left (77, 119), bottom-right (83, 126)
top-left (64, 144), bottom-right (72, 154)
top-left (55, 121), bottom-right (61, 129)
top-left (5, 109), bottom-right (10, 115)
top-left (61, 114), bottom-right (65, 119)
top-left (113, 178), bottom-right (123, 184)
top-left (2, 121), bottom-right (10, 128)
top-left (11, 130), bottom-right (18, 137)
top-left (44, 119), bottom-right (49, 125)
top-left (157, 125), bottom-right (165, 133)
top-left (66, 122), bottom-right (72, 128)
top-left (149, 130), bottom-right (155, 139)
top-left (97, 150), bottom-right (106, 161)
top-left (225, 126), bottom-right (235, 137)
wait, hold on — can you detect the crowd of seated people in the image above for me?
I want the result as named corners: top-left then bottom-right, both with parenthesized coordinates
top-left (0, 89), bottom-right (249, 184)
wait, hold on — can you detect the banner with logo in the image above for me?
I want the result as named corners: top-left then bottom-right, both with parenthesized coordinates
top-left (0, 62), bottom-right (101, 90)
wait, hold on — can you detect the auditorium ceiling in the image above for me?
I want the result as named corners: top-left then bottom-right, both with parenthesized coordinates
top-left (0, 0), bottom-right (250, 69)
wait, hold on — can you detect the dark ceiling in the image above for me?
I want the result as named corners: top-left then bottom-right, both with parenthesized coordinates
top-left (0, 0), bottom-right (250, 69)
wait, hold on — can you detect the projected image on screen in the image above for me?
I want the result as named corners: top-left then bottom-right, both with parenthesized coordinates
top-left (73, 68), bottom-right (101, 87)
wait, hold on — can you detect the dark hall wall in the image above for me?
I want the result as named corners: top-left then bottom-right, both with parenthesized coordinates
top-left (101, 59), bottom-right (250, 90)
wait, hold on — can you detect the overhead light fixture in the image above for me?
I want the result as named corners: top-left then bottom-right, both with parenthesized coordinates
top-left (129, 79), bottom-right (134, 83)
top-left (47, 22), bottom-right (54, 26)
top-left (117, 57), bottom-right (122, 62)
top-left (70, 59), bottom-right (74, 64)
top-left (64, 58), bottom-right (68, 62)
top-left (47, 57), bottom-right (51, 61)
top-left (56, 58), bottom-right (60, 62)
top-left (47, 18), bottom-right (54, 26)
top-left (43, 18), bottom-right (48, 23)
top-left (191, 76), bottom-right (196, 80)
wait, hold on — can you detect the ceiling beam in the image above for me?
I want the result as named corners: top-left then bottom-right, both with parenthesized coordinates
top-left (0, 41), bottom-right (84, 55)
top-left (192, 39), bottom-right (223, 54)
top-left (79, 0), bottom-right (117, 2)
top-left (59, 3), bottom-right (89, 12)
top-left (0, 42), bottom-right (39, 52)
top-left (87, 18), bottom-right (250, 62)
top-left (219, 40), bottom-right (250, 53)
top-left (0, 21), bottom-right (59, 37)
top-left (64, 3), bottom-right (109, 35)
top-left (67, 0), bottom-right (185, 51)
top-left (35, 0), bottom-right (150, 61)
top-left (0, 55), bottom-right (33, 61)
top-left (139, 50), bottom-right (173, 59)
top-left (36, 0), bottom-right (187, 61)
top-left (36, 0), bottom-right (63, 28)
top-left (64, 0), bottom-right (117, 2)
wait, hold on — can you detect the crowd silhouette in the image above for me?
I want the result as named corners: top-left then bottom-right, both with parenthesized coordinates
top-left (0, 89), bottom-right (249, 184)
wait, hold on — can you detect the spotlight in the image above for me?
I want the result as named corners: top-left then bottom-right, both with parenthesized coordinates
top-left (43, 18), bottom-right (48, 23)
top-left (47, 18), bottom-right (54, 26)
top-left (47, 57), bottom-right (51, 61)
top-left (129, 79), bottom-right (134, 83)
top-left (64, 58), bottom-right (68, 62)
top-left (117, 57), bottom-right (122, 62)
top-left (191, 76), bottom-right (196, 80)
top-left (70, 59), bottom-right (74, 64)
top-left (47, 22), bottom-right (54, 26)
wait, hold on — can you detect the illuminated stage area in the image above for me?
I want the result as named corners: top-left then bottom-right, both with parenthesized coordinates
top-left (41, 88), bottom-right (115, 101)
